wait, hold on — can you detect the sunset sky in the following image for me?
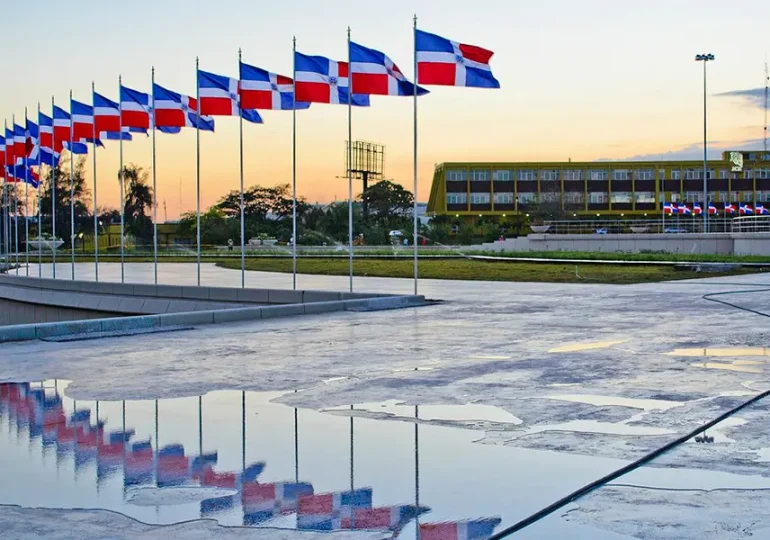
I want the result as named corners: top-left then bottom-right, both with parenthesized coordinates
top-left (3, 0), bottom-right (769, 219)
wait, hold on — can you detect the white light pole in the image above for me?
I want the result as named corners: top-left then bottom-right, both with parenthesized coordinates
top-left (695, 53), bottom-right (714, 232)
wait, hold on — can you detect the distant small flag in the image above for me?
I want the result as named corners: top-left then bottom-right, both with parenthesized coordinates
top-left (294, 52), bottom-right (370, 106)
top-left (0, 136), bottom-right (5, 178)
top-left (708, 202), bottom-right (718, 215)
top-left (349, 41), bottom-right (427, 96)
top-left (663, 202), bottom-right (675, 214)
top-left (13, 123), bottom-right (26, 163)
top-left (416, 29), bottom-right (500, 88)
top-left (678, 203), bottom-right (692, 215)
top-left (756, 203), bottom-right (769, 215)
top-left (740, 203), bottom-right (754, 215)
top-left (724, 202), bottom-right (736, 214)
top-left (197, 70), bottom-right (262, 123)
top-left (693, 202), bottom-right (702, 215)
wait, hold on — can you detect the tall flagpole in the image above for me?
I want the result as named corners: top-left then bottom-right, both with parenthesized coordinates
top-left (24, 107), bottom-right (29, 276)
top-left (91, 83), bottom-right (99, 282)
top-left (291, 37), bottom-right (297, 291)
top-left (37, 102), bottom-right (42, 278)
top-left (68, 92), bottom-right (75, 280)
top-left (13, 114), bottom-right (19, 275)
top-left (412, 15), bottom-right (419, 296)
top-left (347, 27), bottom-right (354, 293)
top-left (238, 49), bottom-right (245, 289)
top-left (195, 57), bottom-right (201, 286)
top-left (118, 76), bottom-right (125, 283)
top-left (51, 97), bottom-right (57, 279)
top-left (151, 67), bottom-right (158, 285)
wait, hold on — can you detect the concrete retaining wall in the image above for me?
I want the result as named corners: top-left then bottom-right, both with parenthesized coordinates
top-left (471, 232), bottom-right (770, 255)
top-left (0, 298), bottom-right (120, 326)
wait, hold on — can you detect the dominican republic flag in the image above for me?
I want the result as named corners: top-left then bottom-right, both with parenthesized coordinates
top-left (419, 518), bottom-right (502, 540)
top-left (693, 202), bottom-right (702, 215)
top-left (52, 105), bottom-right (72, 147)
top-left (0, 136), bottom-right (5, 177)
top-left (9, 165), bottom-right (39, 188)
top-left (71, 99), bottom-right (95, 140)
top-left (663, 202), bottom-right (675, 214)
top-left (349, 41), bottom-right (427, 97)
top-left (157, 445), bottom-right (191, 487)
top-left (13, 123), bottom-right (26, 162)
top-left (197, 70), bottom-right (262, 123)
top-left (757, 204), bottom-right (769, 215)
top-left (242, 482), bottom-right (314, 525)
top-left (740, 203), bottom-right (754, 215)
top-left (120, 85), bottom-right (151, 129)
top-left (294, 52), bottom-right (370, 106)
top-left (25, 118), bottom-right (38, 156)
top-left (93, 92), bottom-right (121, 133)
top-left (708, 202), bottom-right (718, 215)
top-left (678, 203), bottom-right (692, 215)
top-left (416, 29), bottom-right (500, 89)
top-left (39, 111), bottom-right (57, 152)
top-left (724, 202), bottom-right (736, 214)
top-left (28, 144), bottom-right (60, 168)
top-left (5, 127), bottom-right (16, 168)
top-left (63, 137), bottom-right (103, 155)
top-left (297, 489), bottom-right (373, 532)
top-left (153, 83), bottom-right (215, 131)
top-left (239, 62), bottom-right (310, 111)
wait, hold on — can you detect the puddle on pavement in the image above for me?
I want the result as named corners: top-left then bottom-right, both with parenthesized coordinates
top-left (544, 394), bottom-right (684, 412)
top-left (324, 400), bottom-right (524, 426)
top-left (667, 348), bottom-right (770, 358)
top-left (691, 361), bottom-right (765, 374)
top-left (509, 420), bottom-right (676, 438)
top-left (548, 340), bottom-right (629, 353)
top-left (3, 382), bottom-right (770, 539)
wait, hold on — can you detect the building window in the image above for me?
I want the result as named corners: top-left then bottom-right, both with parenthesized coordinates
top-left (635, 192), bottom-right (655, 203)
top-left (756, 168), bottom-right (770, 179)
top-left (756, 191), bottom-right (770, 202)
top-left (635, 169), bottom-right (654, 181)
top-left (719, 169), bottom-right (729, 179)
top-left (588, 170), bottom-right (608, 181)
top-left (470, 192), bottom-right (490, 204)
top-left (493, 169), bottom-right (512, 182)
top-left (446, 193), bottom-right (467, 205)
top-left (659, 169), bottom-right (667, 180)
top-left (744, 169), bottom-right (753, 179)
top-left (672, 170), bottom-right (681, 180)
top-left (494, 192), bottom-right (513, 204)
top-left (612, 169), bottom-right (631, 181)
top-left (611, 192), bottom-right (632, 203)
top-left (684, 169), bottom-right (702, 180)
top-left (710, 192), bottom-right (728, 202)
top-left (540, 169), bottom-right (559, 181)
top-left (563, 170), bottom-right (584, 181)
top-left (563, 192), bottom-right (584, 204)
top-left (470, 169), bottom-right (490, 182)
top-left (518, 170), bottom-right (536, 182)
top-left (447, 169), bottom-right (467, 182)
top-left (589, 192), bottom-right (608, 204)
top-left (684, 192), bottom-right (701, 202)
top-left (743, 191), bottom-right (755, 202)
top-left (518, 193), bottom-right (537, 204)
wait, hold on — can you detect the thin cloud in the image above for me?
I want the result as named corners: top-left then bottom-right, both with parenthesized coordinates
top-left (614, 138), bottom-right (765, 161)
top-left (716, 87), bottom-right (765, 109)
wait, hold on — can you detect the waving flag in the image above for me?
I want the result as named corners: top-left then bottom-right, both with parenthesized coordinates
top-left (724, 202), bottom-right (736, 214)
top-left (5, 127), bottom-right (15, 166)
top-left (25, 118), bottom-right (38, 156)
top-left (297, 489), bottom-right (373, 532)
top-left (29, 144), bottom-right (60, 168)
top-left (678, 203), bottom-right (692, 215)
top-left (294, 52), bottom-right (370, 106)
top-left (9, 165), bottom-right (39, 188)
top-left (39, 111), bottom-right (57, 152)
top-left (757, 204), bottom-right (769, 215)
top-left (52, 105), bottom-right (72, 147)
top-left (242, 481), bottom-right (314, 525)
top-left (93, 92), bottom-right (121, 133)
top-left (350, 42), bottom-right (427, 96)
top-left (101, 129), bottom-right (134, 141)
top-left (153, 83), bottom-right (215, 131)
top-left (197, 70), bottom-right (262, 123)
top-left (120, 85), bottom-right (151, 129)
top-left (693, 202), bottom-right (702, 215)
top-left (13, 123), bottom-right (26, 162)
top-left (740, 203), bottom-right (754, 215)
top-left (239, 62), bottom-right (310, 111)
top-left (63, 137), bottom-right (104, 155)
top-left (419, 518), bottom-right (502, 540)
top-left (416, 29), bottom-right (500, 88)
top-left (71, 100), bottom-right (95, 140)
top-left (708, 202), bottom-right (718, 215)
top-left (663, 202), bottom-right (674, 214)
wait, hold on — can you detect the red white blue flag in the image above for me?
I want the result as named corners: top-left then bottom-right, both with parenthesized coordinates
top-left (294, 52), bottom-right (369, 106)
top-left (757, 203), bottom-right (769, 215)
top-left (52, 105), bottom-right (72, 146)
top-left (71, 99), bottom-right (95, 140)
top-left (120, 85), bottom-right (151, 129)
top-left (13, 123), bottom-right (26, 163)
top-left (153, 83), bottom-right (215, 131)
top-left (724, 202), bottom-right (736, 214)
top-left (0, 135), bottom-right (5, 178)
top-left (416, 29), bottom-right (500, 89)
top-left (419, 518), bottom-right (502, 540)
top-left (740, 203), bottom-right (754, 215)
top-left (708, 202), bottom-right (718, 215)
top-left (349, 42), bottom-right (427, 96)
top-left (239, 62), bottom-right (310, 111)
top-left (93, 92), bottom-right (121, 133)
top-left (197, 70), bottom-right (262, 123)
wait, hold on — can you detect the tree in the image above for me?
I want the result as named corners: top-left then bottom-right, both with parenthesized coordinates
top-left (38, 154), bottom-right (91, 247)
top-left (360, 180), bottom-right (414, 222)
top-left (120, 164), bottom-right (153, 247)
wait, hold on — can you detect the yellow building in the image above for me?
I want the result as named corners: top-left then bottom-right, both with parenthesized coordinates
top-left (427, 150), bottom-right (769, 217)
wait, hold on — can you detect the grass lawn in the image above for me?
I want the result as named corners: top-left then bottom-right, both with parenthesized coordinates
top-left (215, 257), bottom-right (763, 285)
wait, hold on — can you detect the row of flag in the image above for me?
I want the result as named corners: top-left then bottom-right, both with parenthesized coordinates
top-left (663, 201), bottom-right (768, 215)
top-left (1, 381), bottom-right (501, 540)
top-left (0, 28), bottom-right (499, 192)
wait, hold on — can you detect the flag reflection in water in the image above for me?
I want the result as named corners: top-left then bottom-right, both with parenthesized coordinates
top-left (0, 382), bottom-right (502, 540)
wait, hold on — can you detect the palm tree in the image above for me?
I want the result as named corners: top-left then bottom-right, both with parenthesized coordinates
top-left (120, 164), bottom-right (153, 247)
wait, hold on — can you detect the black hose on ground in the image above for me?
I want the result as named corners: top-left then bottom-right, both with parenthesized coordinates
top-left (488, 284), bottom-right (770, 539)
